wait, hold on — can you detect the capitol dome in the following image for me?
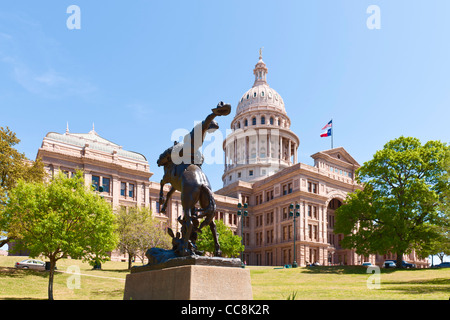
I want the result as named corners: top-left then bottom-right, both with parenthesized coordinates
top-left (235, 56), bottom-right (287, 117)
top-left (222, 51), bottom-right (300, 187)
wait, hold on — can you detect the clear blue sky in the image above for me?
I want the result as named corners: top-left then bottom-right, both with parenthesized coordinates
top-left (1, 1), bottom-right (449, 261)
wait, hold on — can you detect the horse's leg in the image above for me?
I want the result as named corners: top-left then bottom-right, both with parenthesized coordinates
top-left (209, 220), bottom-right (222, 257)
top-left (161, 187), bottom-right (175, 213)
top-left (159, 178), bottom-right (166, 211)
top-left (180, 207), bottom-right (193, 256)
top-left (180, 187), bottom-right (199, 256)
top-left (198, 185), bottom-right (221, 256)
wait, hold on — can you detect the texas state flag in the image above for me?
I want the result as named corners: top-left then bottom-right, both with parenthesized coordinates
top-left (320, 128), bottom-right (332, 137)
top-left (320, 120), bottom-right (332, 137)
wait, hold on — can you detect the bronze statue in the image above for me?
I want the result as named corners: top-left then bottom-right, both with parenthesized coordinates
top-left (156, 101), bottom-right (231, 258)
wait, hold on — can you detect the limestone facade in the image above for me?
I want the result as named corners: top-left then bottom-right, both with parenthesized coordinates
top-left (34, 126), bottom-right (239, 262)
top-left (216, 53), bottom-right (428, 268)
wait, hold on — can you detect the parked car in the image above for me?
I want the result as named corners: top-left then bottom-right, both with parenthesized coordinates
top-left (362, 262), bottom-right (373, 267)
top-left (15, 259), bottom-right (46, 270)
top-left (383, 260), bottom-right (397, 268)
top-left (383, 260), bottom-right (416, 268)
top-left (435, 262), bottom-right (450, 268)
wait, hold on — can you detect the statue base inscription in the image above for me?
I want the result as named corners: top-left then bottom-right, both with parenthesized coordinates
top-left (123, 257), bottom-right (253, 300)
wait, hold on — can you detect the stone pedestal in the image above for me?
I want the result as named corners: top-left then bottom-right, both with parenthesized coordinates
top-left (123, 263), bottom-right (253, 300)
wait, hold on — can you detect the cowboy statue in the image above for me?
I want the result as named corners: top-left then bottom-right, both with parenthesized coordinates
top-left (156, 101), bottom-right (231, 257)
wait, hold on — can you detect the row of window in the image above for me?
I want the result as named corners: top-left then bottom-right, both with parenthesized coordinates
top-left (329, 165), bottom-right (353, 178)
top-left (241, 90), bottom-right (279, 102)
top-left (251, 223), bottom-right (323, 246)
top-left (253, 180), bottom-right (318, 206)
top-left (234, 116), bottom-right (286, 130)
top-left (91, 175), bottom-right (135, 198)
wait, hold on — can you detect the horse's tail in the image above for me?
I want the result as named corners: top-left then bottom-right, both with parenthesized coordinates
top-left (195, 184), bottom-right (216, 220)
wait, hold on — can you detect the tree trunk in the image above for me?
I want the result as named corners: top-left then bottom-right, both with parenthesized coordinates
top-left (396, 251), bottom-right (404, 269)
top-left (48, 258), bottom-right (56, 300)
top-left (128, 255), bottom-right (133, 270)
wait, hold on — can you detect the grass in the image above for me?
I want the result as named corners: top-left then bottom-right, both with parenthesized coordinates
top-left (1, 256), bottom-right (449, 300)
top-left (249, 265), bottom-right (450, 300)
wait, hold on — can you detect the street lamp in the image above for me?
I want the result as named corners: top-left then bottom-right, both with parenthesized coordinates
top-left (237, 202), bottom-right (248, 268)
top-left (289, 203), bottom-right (300, 268)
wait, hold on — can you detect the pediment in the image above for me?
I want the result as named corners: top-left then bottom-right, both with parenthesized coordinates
top-left (311, 147), bottom-right (360, 167)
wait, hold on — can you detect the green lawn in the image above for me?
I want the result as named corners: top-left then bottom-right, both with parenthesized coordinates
top-left (1, 256), bottom-right (449, 300)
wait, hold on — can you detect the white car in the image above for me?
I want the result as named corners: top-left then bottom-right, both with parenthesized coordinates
top-left (15, 259), bottom-right (46, 270)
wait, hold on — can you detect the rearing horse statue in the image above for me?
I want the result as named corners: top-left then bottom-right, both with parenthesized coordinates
top-left (157, 102), bottom-right (231, 257)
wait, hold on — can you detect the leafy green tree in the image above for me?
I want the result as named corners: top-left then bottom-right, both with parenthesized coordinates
top-left (116, 206), bottom-right (171, 269)
top-left (335, 136), bottom-right (450, 268)
top-left (197, 219), bottom-right (244, 258)
top-left (0, 171), bottom-right (118, 300)
top-left (0, 126), bottom-right (45, 248)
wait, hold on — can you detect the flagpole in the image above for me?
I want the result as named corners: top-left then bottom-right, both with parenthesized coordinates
top-left (331, 118), bottom-right (333, 149)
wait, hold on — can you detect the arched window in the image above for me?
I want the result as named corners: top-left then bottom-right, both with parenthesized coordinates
top-left (244, 119), bottom-right (248, 127)
top-left (270, 117), bottom-right (274, 125)
top-left (252, 117), bottom-right (256, 125)
top-left (261, 116), bottom-right (265, 125)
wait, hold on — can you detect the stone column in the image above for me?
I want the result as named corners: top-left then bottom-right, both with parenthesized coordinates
top-left (112, 176), bottom-right (120, 208)
top-left (288, 139), bottom-right (291, 164)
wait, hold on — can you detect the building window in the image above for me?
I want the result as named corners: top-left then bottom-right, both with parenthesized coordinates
top-left (252, 117), bottom-right (256, 125)
top-left (308, 205), bottom-right (312, 217)
top-left (249, 170), bottom-right (253, 176)
top-left (288, 183), bottom-right (292, 194)
top-left (261, 116), bottom-right (265, 125)
top-left (128, 183), bottom-right (134, 198)
top-left (92, 176), bottom-right (100, 191)
top-left (238, 172), bottom-right (241, 178)
top-left (270, 117), bottom-right (274, 125)
top-left (102, 177), bottom-right (110, 193)
top-left (253, 92), bottom-right (257, 98)
top-left (308, 182), bottom-right (318, 194)
top-left (120, 182), bottom-right (126, 196)
top-left (245, 119), bottom-right (248, 126)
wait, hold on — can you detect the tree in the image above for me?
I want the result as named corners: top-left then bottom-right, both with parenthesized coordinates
top-left (0, 171), bottom-right (118, 299)
top-left (334, 136), bottom-right (450, 268)
top-left (0, 126), bottom-right (45, 248)
top-left (197, 219), bottom-right (244, 258)
top-left (116, 206), bottom-right (171, 269)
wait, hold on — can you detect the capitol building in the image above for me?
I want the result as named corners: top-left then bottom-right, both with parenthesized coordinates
top-left (28, 53), bottom-right (427, 268)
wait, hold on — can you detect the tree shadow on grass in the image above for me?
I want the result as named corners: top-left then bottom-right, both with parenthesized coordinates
top-left (380, 278), bottom-right (450, 295)
top-left (1, 297), bottom-right (48, 300)
top-left (90, 288), bottom-right (123, 299)
top-left (302, 266), bottom-right (397, 275)
top-left (93, 268), bottom-right (130, 274)
top-left (0, 267), bottom-right (49, 279)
